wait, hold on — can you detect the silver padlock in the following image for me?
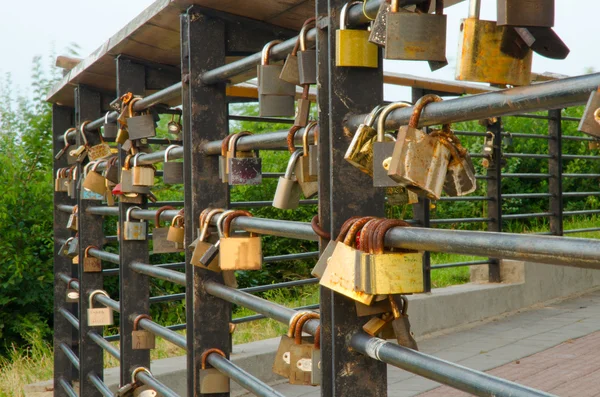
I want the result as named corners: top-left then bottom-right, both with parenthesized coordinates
top-left (228, 132), bottom-right (262, 185)
top-left (87, 290), bottom-right (114, 327)
top-left (297, 20), bottom-right (317, 86)
top-left (273, 150), bottom-right (303, 210)
top-left (373, 102), bottom-right (411, 187)
top-left (66, 235), bottom-right (79, 258)
top-left (163, 145), bottom-right (183, 185)
top-left (102, 111), bottom-right (118, 139)
top-left (433, 131), bottom-right (477, 197)
top-left (66, 279), bottom-right (79, 303)
top-left (124, 206), bottom-right (147, 241)
top-left (127, 98), bottom-right (156, 140)
top-left (258, 40), bottom-right (296, 117)
top-left (579, 88), bottom-right (600, 139)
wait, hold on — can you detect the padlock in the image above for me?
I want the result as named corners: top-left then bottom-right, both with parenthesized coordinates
top-left (363, 314), bottom-right (393, 337)
top-left (219, 210), bottom-right (262, 271)
top-left (390, 295), bottom-right (418, 350)
top-left (80, 120), bottom-right (112, 161)
top-left (295, 85), bottom-right (311, 127)
top-left (163, 145), bottom-right (183, 185)
top-left (132, 153), bottom-right (155, 187)
top-left (200, 349), bottom-right (230, 394)
top-left (219, 134), bottom-right (235, 183)
top-left (66, 279), bottom-right (79, 303)
top-left (368, 0), bottom-right (391, 47)
top-left (437, 131), bottom-right (477, 197)
top-left (167, 114), bottom-right (182, 136)
top-left (497, 0), bottom-right (554, 28)
top-left (66, 235), bottom-right (79, 258)
top-left (153, 205), bottom-right (179, 254)
top-left (579, 88), bottom-right (600, 139)
top-left (55, 129), bottom-right (75, 161)
top-left (131, 368), bottom-right (158, 397)
top-left (373, 102), bottom-right (411, 187)
top-left (356, 219), bottom-right (424, 295)
top-left (87, 290), bottom-right (114, 326)
top-left (67, 205), bottom-right (78, 231)
top-left (385, 0), bottom-right (447, 65)
top-left (311, 216), bottom-right (359, 278)
top-left (167, 214), bottom-right (185, 245)
top-left (258, 40), bottom-right (296, 117)
top-left (502, 132), bottom-right (514, 148)
top-left (116, 93), bottom-right (133, 145)
top-left (387, 95), bottom-right (452, 200)
top-left (482, 131), bottom-right (495, 168)
top-left (83, 246), bottom-right (102, 272)
top-left (192, 209), bottom-right (226, 271)
top-left (55, 169), bottom-right (65, 192)
top-left (228, 132), bottom-right (262, 185)
top-left (456, 0), bottom-right (532, 86)
top-left (121, 155), bottom-right (151, 194)
top-left (132, 314), bottom-right (155, 350)
top-left (82, 161), bottom-right (107, 196)
top-left (69, 142), bottom-right (87, 163)
top-left (127, 97), bottom-right (156, 140)
top-left (279, 38), bottom-right (300, 86)
top-left (289, 313), bottom-right (320, 385)
top-left (294, 122), bottom-right (319, 185)
top-left (307, 124), bottom-right (319, 177)
top-left (297, 19), bottom-right (317, 86)
top-left (67, 167), bottom-right (78, 199)
top-left (336, 1), bottom-right (378, 68)
top-left (273, 150), bottom-right (303, 210)
top-left (124, 206), bottom-right (147, 241)
top-left (80, 164), bottom-right (104, 201)
top-left (104, 156), bottom-right (120, 184)
top-left (273, 311), bottom-right (313, 378)
top-left (103, 111), bottom-right (118, 139)
top-left (345, 105), bottom-right (385, 175)
top-left (508, 26), bottom-right (569, 60)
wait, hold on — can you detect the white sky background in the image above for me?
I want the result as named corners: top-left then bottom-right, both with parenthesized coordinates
top-left (0, 0), bottom-right (598, 102)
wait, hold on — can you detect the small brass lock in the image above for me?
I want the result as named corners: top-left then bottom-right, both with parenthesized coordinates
top-left (132, 314), bottom-right (155, 350)
top-left (219, 210), bottom-right (262, 271)
top-left (87, 290), bottom-right (114, 327)
top-left (83, 246), bottom-right (102, 272)
top-left (123, 206), bottom-right (147, 241)
top-left (153, 205), bottom-right (179, 254)
top-left (373, 102), bottom-right (412, 187)
top-left (200, 349), bottom-right (230, 394)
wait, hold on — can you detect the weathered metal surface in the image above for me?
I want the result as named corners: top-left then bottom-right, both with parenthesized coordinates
top-left (496, 0), bottom-right (554, 28)
top-left (579, 89), bottom-right (600, 138)
top-left (548, 109), bottom-right (563, 236)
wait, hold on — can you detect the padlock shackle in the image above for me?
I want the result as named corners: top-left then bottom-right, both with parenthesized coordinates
top-left (299, 17), bottom-right (317, 52)
top-left (104, 111), bottom-right (111, 125)
top-left (287, 125), bottom-right (303, 154)
top-left (124, 154), bottom-right (133, 171)
top-left (164, 144), bottom-right (180, 163)
top-left (200, 208), bottom-right (225, 242)
top-left (79, 120), bottom-right (93, 146)
top-left (171, 214), bottom-right (184, 227)
top-left (229, 131), bottom-right (253, 155)
top-left (340, 1), bottom-right (362, 30)
top-left (343, 216), bottom-right (375, 247)
top-left (360, 218), bottom-right (386, 254)
top-left (468, 0), bottom-right (480, 19)
top-left (72, 205), bottom-right (78, 214)
top-left (216, 209), bottom-right (236, 238)
top-left (132, 153), bottom-right (142, 167)
top-left (364, 104), bottom-right (386, 127)
top-left (373, 219), bottom-right (413, 255)
top-left (126, 206), bottom-right (143, 222)
top-left (131, 366), bottom-right (153, 384)
top-left (221, 134), bottom-right (235, 157)
top-left (66, 277), bottom-right (78, 290)
top-left (377, 102), bottom-right (411, 142)
top-left (83, 161), bottom-right (94, 176)
top-left (310, 215), bottom-right (331, 240)
top-left (594, 107), bottom-right (600, 125)
top-left (128, 97), bottom-right (143, 118)
top-left (261, 40), bottom-right (282, 65)
top-left (90, 160), bottom-right (104, 173)
top-left (285, 150), bottom-right (304, 179)
top-left (302, 122), bottom-right (317, 154)
top-left (314, 326), bottom-right (321, 349)
top-left (63, 127), bottom-right (76, 146)
top-left (409, 94), bottom-right (443, 129)
top-left (155, 205), bottom-right (176, 227)
top-left (287, 310), bottom-right (311, 338)
top-left (223, 210), bottom-right (253, 238)
top-left (335, 216), bottom-right (363, 242)
top-left (132, 314), bottom-right (152, 331)
top-left (200, 348), bottom-right (226, 370)
top-left (88, 289), bottom-right (110, 309)
top-left (84, 245), bottom-right (98, 258)
top-left (294, 312), bottom-right (320, 345)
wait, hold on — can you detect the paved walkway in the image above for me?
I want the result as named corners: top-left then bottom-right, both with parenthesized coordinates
top-left (245, 289), bottom-right (600, 397)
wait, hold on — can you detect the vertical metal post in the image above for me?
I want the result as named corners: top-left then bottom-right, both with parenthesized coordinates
top-left (53, 104), bottom-right (76, 396)
top-left (181, 8), bottom-right (231, 397)
top-left (486, 119), bottom-right (502, 282)
top-left (318, 1), bottom-right (387, 396)
top-left (411, 88), bottom-right (432, 293)
top-left (548, 109), bottom-right (563, 236)
top-left (75, 85), bottom-right (105, 396)
top-left (115, 57), bottom-right (151, 385)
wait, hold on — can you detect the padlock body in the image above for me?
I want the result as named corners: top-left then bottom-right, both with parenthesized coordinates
top-left (385, 11), bottom-right (447, 61)
top-left (67, 214), bottom-right (78, 231)
top-left (289, 343), bottom-right (316, 385)
top-left (373, 141), bottom-right (397, 187)
top-left (355, 299), bottom-right (393, 317)
top-left (295, 156), bottom-right (317, 183)
top-left (444, 154), bottom-right (477, 197)
top-left (456, 18), bottom-right (532, 86)
top-left (258, 64), bottom-right (296, 96)
top-left (310, 349), bottom-right (321, 385)
top-left (67, 238), bottom-right (79, 258)
top-left (121, 169), bottom-right (150, 194)
top-left (163, 162), bottom-right (184, 184)
top-left (345, 124), bottom-right (377, 175)
top-left (132, 330), bottom-right (155, 350)
top-left (219, 155), bottom-right (228, 183)
top-left (369, 1), bottom-right (391, 46)
top-left (103, 122), bottom-right (118, 139)
top-left (385, 186), bottom-right (415, 206)
top-left (387, 127), bottom-right (451, 200)
top-left (191, 241), bottom-right (220, 272)
top-left (259, 94), bottom-right (295, 117)
top-left (84, 257), bottom-right (102, 272)
top-left (133, 166), bottom-right (155, 187)
top-left (83, 171), bottom-right (107, 195)
top-left (82, 187), bottom-right (105, 201)
top-left (88, 143), bottom-right (113, 161)
top-left (295, 98), bottom-right (311, 127)
top-left (279, 54), bottom-right (300, 85)
top-left (133, 385), bottom-right (157, 397)
top-left (121, 194), bottom-right (144, 204)
top-left (392, 316), bottom-right (419, 350)
top-left (363, 316), bottom-right (390, 336)
top-left (311, 240), bottom-right (337, 278)
top-left (272, 335), bottom-right (295, 378)
top-left (297, 50), bottom-right (317, 85)
top-left (273, 177), bottom-right (301, 210)
top-left (200, 368), bottom-right (230, 394)
top-left (308, 145), bottom-right (318, 176)
top-left (298, 180), bottom-right (318, 199)
top-left (88, 308), bottom-right (114, 326)
top-left (105, 163), bottom-right (120, 184)
top-left (167, 226), bottom-right (185, 244)
top-left (497, 0), bottom-right (554, 28)
top-left (228, 157), bottom-right (262, 185)
top-left (127, 114), bottom-right (156, 140)
top-left (578, 89), bottom-right (600, 139)
top-left (336, 29), bottom-right (378, 68)
top-left (356, 252), bottom-right (424, 294)
top-left (124, 221), bottom-right (147, 241)
top-left (66, 289), bottom-right (79, 303)
top-left (220, 236), bottom-right (262, 270)
top-left (153, 227), bottom-right (180, 254)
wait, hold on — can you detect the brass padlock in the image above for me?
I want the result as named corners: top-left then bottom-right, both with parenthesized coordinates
top-left (131, 367), bottom-right (158, 397)
top-left (273, 150), bottom-right (303, 210)
top-left (167, 114), bottom-right (182, 136)
top-left (103, 111), bottom-right (118, 139)
top-left (132, 314), bottom-right (155, 350)
top-left (345, 105), bottom-right (385, 175)
top-left (67, 205), bottom-right (78, 231)
top-left (192, 209), bottom-right (225, 271)
top-left (363, 314), bottom-right (393, 337)
top-left (83, 161), bottom-right (107, 196)
top-left (497, 0), bottom-right (554, 28)
top-left (387, 95), bottom-right (452, 200)
top-left (163, 145), bottom-right (183, 185)
top-left (258, 40), bottom-right (296, 117)
top-left (228, 132), bottom-right (262, 185)
top-left (67, 167), bottom-right (78, 199)
top-left (390, 295), bottom-right (419, 350)
top-left (83, 246), bottom-right (102, 272)
top-left (373, 102), bottom-right (412, 187)
top-left (219, 210), bottom-right (262, 271)
top-left (456, 0), bottom-right (532, 86)
top-left (87, 290), bottom-right (114, 326)
top-left (104, 156), bottom-right (120, 184)
top-left (336, 1), bottom-right (378, 68)
top-left (294, 124), bottom-right (318, 198)
top-left (437, 131), bottom-right (477, 197)
top-left (124, 206), bottom-right (147, 241)
top-left (289, 313), bottom-right (320, 386)
top-left (368, 0), bottom-right (391, 47)
top-left (297, 19), bottom-right (317, 86)
top-left (385, 0), bottom-right (447, 65)
top-left (66, 278), bottom-right (79, 303)
top-left (127, 98), bottom-right (156, 140)
top-left (132, 153), bottom-right (155, 187)
top-left (200, 349), bottom-right (230, 394)
top-left (167, 214), bottom-right (185, 245)
top-left (121, 155), bottom-right (150, 194)
top-left (152, 205), bottom-right (179, 254)
top-left (273, 311), bottom-right (312, 378)
top-left (81, 120), bottom-right (112, 161)
top-left (579, 88), bottom-right (600, 139)
top-left (55, 169), bottom-right (66, 192)
top-left (311, 216), bottom-right (357, 278)
top-left (308, 124), bottom-right (319, 177)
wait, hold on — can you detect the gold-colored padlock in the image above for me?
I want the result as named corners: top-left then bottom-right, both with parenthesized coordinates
top-left (83, 245), bottom-right (102, 272)
top-left (132, 314), bottom-right (156, 350)
top-left (152, 205), bottom-right (180, 254)
top-left (167, 214), bottom-right (185, 245)
top-left (87, 290), bottom-right (114, 326)
top-left (219, 210), bottom-right (262, 271)
top-left (273, 311), bottom-right (313, 379)
top-left (336, 1), bottom-right (378, 68)
top-left (289, 313), bottom-right (320, 385)
top-left (200, 349), bottom-right (230, 394)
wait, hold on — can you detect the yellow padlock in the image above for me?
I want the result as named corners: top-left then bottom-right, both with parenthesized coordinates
top-left (336, 1), bottom-right (378, 68)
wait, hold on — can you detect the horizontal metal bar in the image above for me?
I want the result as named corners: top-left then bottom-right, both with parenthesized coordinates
top-left (88, 331), bottom-right (120, 359)
top-left (58, 378), bottom-right (78, 397)
top-left (59, 343), bottom-right (80, 371)
top-left (504, 153), bottom-right (552, 159)
top-left (210, 217), bottom-right (318, 241)
top-left (452, 131), bottom-right (487, 137)
top-left (502, 173), bottom-right (551, 179)
top-left (102, 262), bottom-right (186, 277)
top-left (138, 318), bottom-right (186, 349)
top-left (202, 128), bottom-right (315, 154)
top-left (232, 304), bottom-right (320, 325)
top-left (510, 113), bottom-right (550, 120)
top-left (562, 134), bottom-right (593, 142)
top-left (502, 212), bottom-right (553, 220)
top-left (104, 323), bottom-right (188, 342)
top-left (263, 251), bottom-right (319, 263)
top-left (205, 281), bottom-right (319, 335)
top-left (437, 196), bottom-right (491, 202)
top-left (136, 369), bottom-right (180, 397)
top-left (88, 248), bottom-right (120, 264)
top-left (57, 204), bottom-right (74, 213)
top-left (351, 333), bottom-right (553, 397)
top-left (429, 260), bottom-right (490, 270)
top-left (207, 354), bottom-right (286, 397)
top-left (240, 278), bottom-right (318, 294)
top-left (563, 173), bottom-right (600, 178)
top-left (59, 308), bottom-right (79, 331)
top-left (563, 227), bottom-right (600, 235)
top-left (563, 209), bottom-right (600, 216)
top-left (88, 373), bottom-right (114, 397)
top-left (563, 191), bottom-right (600, 197)
top-left (562, 116), bottom-right (581, 122)
top-left (95, 294), bottom-right (120, 312)
top-left (503, 131), bottom-right (550, 140)
top-left (231, 200), bottom-right (317, 208)
top-left (429, 218), bottom-right (491, 225)
top-left (147, 201), bottom-right (185, 207)
top-left (503, 193), bottom-right (552, 199)
top-left (229, 115), bottom-right (294, 124)
top-left (131, 262), bottom-right (186, 285)
top-left (564, 154), bottom-right (600, 160)
top-left (149, 293), bottom-right (186, 304)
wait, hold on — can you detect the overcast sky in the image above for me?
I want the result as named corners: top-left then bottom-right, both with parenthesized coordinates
top-left (1, 0), bottom-right (598, 102)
